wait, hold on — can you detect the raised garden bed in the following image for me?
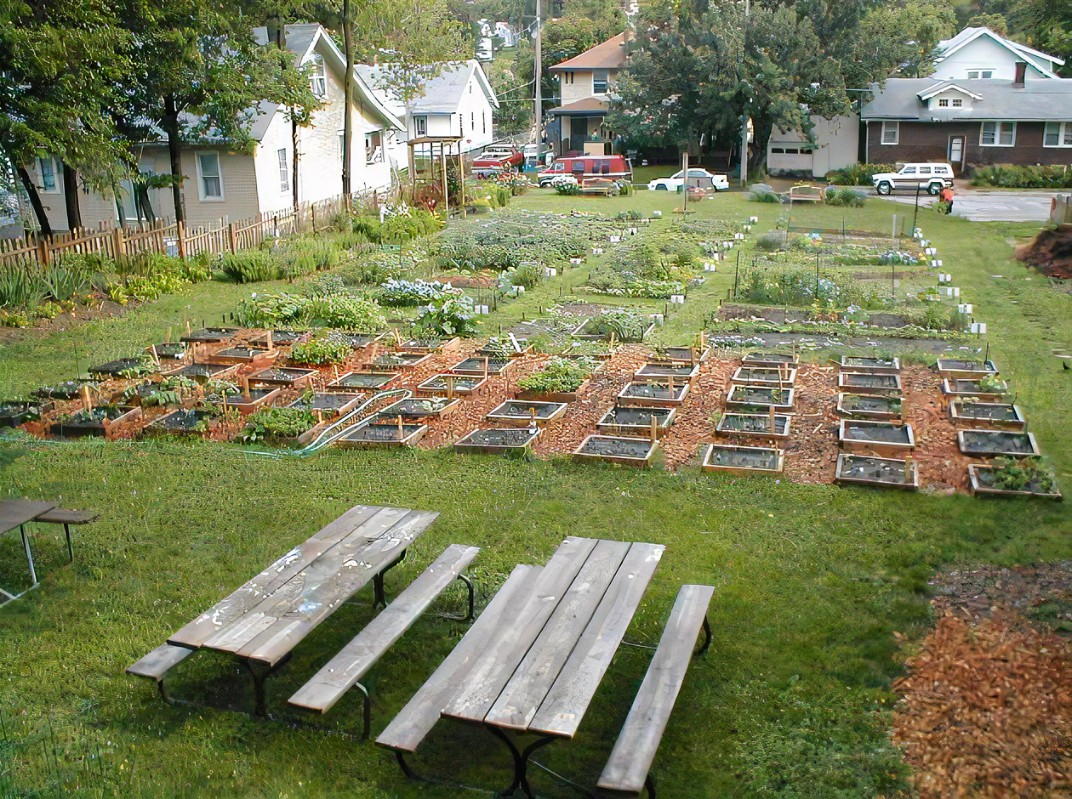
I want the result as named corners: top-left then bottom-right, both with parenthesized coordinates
top-left (398, 337), bottom-right (455, 351)
top-left (725, 385), bottom-right (794, 411)
top-left (34, 380), bottom-right (98, 400)
top-left (835, 454), bottom-right (919, 490)
top-left (180, 327), bottom-right (238, 343)
top-left (248, 367), bottom-right (318, 387)
top-left (968, 463), bottom-right (1061, 500)
top-left (328, 371), bottom-right (399, 391)
top-left (634, 363), bottom-right (700, 380)
top-left (839, 356), bottom-right (901, 375)
top-left (596, 406), bottom-right (675, 438)
top-left (338, 333), bottom-right (382, 348)
top-left (838, 372), bottom-right (902, 394)
top-left (378, 397), bottom-right (460, 419)
top-left (516, 387), bottom-right (586, 403)
top-left (218, 387), bottom-right (280, 413)
top-left (942, 378), bottom-right (1008, 401)
top-left (145, 408), bottom-right (216, 437)
top-left (957, 430), bottom-right (1040, 458)
top-left (715, 412), bottom-right (790, 439)
top-left (730, 367), bottom-right (797, 386)
top-left (741, 352), bottom-right (799, 368)
top-left (449, 357), bottom-right (511, 376)
top-left (572, 317), bottom-right (655, 342)
top-left (839, 420), bottom-right (915, 454)
top-left (288, 393), bottom-right (364, 416)
top-left (89, 358), bottom-right (154, 378)
top-left (948, 400), bottom-right (1025, 431)
top-left (369, 352), bottom-right (432, 370)
top-left (337, 421), bottom-right (427, 448)
top-left (147, 342), bottom-right (187, 360)
top-left (417, 374), bottom-right (486, 396)
top-left (702, 444), bottom-right (784, 475)
top-left (166, 363), bottom-right (235, 382)
top-left (252, 329), bottom-right (306, 345)
top-left (573, 435), bottom-right (658, 467)
top-left (936, 358), bottom-right (998, 379)
top-left (656, 346), bottom-right (709, 363)
top-left (48, 405), bottom-right (139, 438)
top-left (837, 393), bottom-right (903, 421)
top-left (617, 381), bottom-right (690, 408)
top-left (478, 341), bottom-right (532, 358)
top-left (486, 400), bottom-right (568, 427)
top-left (210, 346), bottom-right (273, 365)
top-left (0, 401), bottom-right (49, 428)
top-left (454, 427), bottom-right (540, 454)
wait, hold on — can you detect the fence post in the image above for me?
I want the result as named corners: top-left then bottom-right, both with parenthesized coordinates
top-left (228, 222), bottom-right (237, 253)
top-left (176, 221), bottom-right (187, 260)
top-left (112, 227), bottom-right (125, 260)
top-left (311, 203), bottom-right (317, 233)
top-left (37, 238), bottom-right (50, 267)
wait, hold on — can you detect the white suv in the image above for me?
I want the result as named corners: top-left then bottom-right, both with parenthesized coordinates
top-left (871, 163), bottom-right (954, 196)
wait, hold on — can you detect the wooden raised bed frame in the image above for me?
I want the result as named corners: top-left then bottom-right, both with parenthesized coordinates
top-left (835, 454), bottom-right (919, 491)
top-left (839, 356), bottom-right (900, 375)
top-left (337, 422), bottom-right (428, 448)
top-left (730, 367), bottom-right (798, 386)
top-left (634, 362), bottom-right (700, 381)
top-left (741, 352), bottom-right (799, 368)
top-left (454, 427), bottom-right (540, 455)
top-left (936, 358), bottom-right (998, 379)
top-left (572, 435), bottom-right (658, 468)
top-left (225, 386), bottom-right (281, 413)
top-left (715, 412), bottom-right (791, 440)
top-left (957, 430), bottom-right (1040, 458)
top-left (838, 372), bottom-right (902, 395)
top-left (948, 400), bottom-right (1025, 431)
top-left (839, 420), bottom-right (915, 455)
top-left (596, 406), bottom-right (676, 438)
top-left (327, 372), bottom-right (400, 392)
top-left (248, 367), bottom-right (318, 387)
top-left (702, 444), bottom-right (784, 475)
top-left (942, 378), bottom-right (1009, 401)
top-left (967, 464), bottom-right (1062, 500)
top-left (617, 381), bottom-right (690, 408)
top-left (836, 393), bottom-right (902, 421)
top-left (378, 397), bottom-right (461, 420)
top-left (49, 405), bottom-right (141, 439)
top-left (416, 374), bottom-right (487, 397)
top-left (486, 400), bottom-right (568, 428)
top-left (449, 357), bottom-right (512, 377)
top-left (725, 385), bottom-right (794, 411)
top-left (209, 346), bottom-right (274, 365)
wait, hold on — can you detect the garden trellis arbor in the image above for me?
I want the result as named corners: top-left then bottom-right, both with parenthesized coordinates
top-left (407, 136), bottom-right (466, 217)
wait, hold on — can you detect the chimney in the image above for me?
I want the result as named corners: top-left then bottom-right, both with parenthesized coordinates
top-left (1013, 61), bottom-right (1027, 87)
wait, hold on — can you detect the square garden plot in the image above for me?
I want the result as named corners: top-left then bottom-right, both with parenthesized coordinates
top-left (836, 393), bottom-right (902, 421)
top-left (597, 406), bottom-right (676, 438)
top-left (0, 401), bottom-right (49, 428)
top-left (715, 412), bottom-right (790, 439)
top-left (835, 454), bottom-right (919, 490)
top-left (328, 371), bottom-right (399, 391)
top-left (942, 378), bottom-right (1008, 401)
top-left (725, 385), bottom-right (794, 411)
top-left (252, 329), bottom-right (307, 345)
top-left (702, 444), bottom-right (784, 475)
top-left (378, 397), bottom-right (461, 419)
top-left (949, 400), bottom-right (1025, 431)
top-left (248, 367), bottom-right (318, 387)
top-left (936, 358), bottom-right (998, 379)
top-left (450, 357), bottom-right (512, 376)
top-left (210, 346), bottom-right (273, 364)
top-left (288, 393), bottom-right (364, 417)
top-left (338, 421), bottom-right (427, 448)
top-left (968, 464), bottom-right (1061, 500)
top-left (839, 420), bottom-right (915, 455)
top-left (398, 337), bottom-right (455, 351)
top-left (617, 381), bottom-right (689, 407)
top-left (838, 372), bottom-right (902, 395)
top-left (369, 352), bottom-right (432, 370)
top-left (731, 367), bottom-right (797, 386)
top-left (145, 408), bottom-right (216, 437)
top-left (742, 352), bottom-right (799, 368)
top-left (48, 405), bottom-right (139, 438)
top-left (655, 346), bottom-right (709, 364)
top-left (166, 363), bottom-right (236, 383)
top-left (89, 358), bottom-right (154, 378)
top-left (147, 342), bottom-right (187, 360)
top-left (571, 317), bottom-right (655, 342)
top-left (417, 374), bottom-right (486, 396)
top-left (486, 400), bottom-right (568, 427)
top-left (573, 435), bottom-right (658, 467)
top-left (217, 386), bottom-right (279, 413)
top-left (839, 356), bottom-right (900, 375)
top-left (634, 363), bottom-right (700, 381)
top-left (180, 327), bottom-right (238, 343)
top-left (454, 427), bottom-right (540, 454)
top-left (957, 430), bottom-right (1040, 457)
top-left (34, 380), bottom-right (98, 400)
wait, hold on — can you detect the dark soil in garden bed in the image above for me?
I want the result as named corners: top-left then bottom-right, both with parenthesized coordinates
top-left (598, 406), bottom-right (673, 430)
top-left (49, 405), bottom-right (137, 438)
top-left (487, 400), bottom-right (566, 422)
top-left (148, 342), bottom-right (188, 360)
top-left (840, 373), bottom-right (901, 391)
top-left (288, 393), bottom-right (363, 414)
top-left (575, 435), bottom-right (655, 460)
top-left (331, 372), bottom-right (398, 390)
top-left (454, 427), bottom-right (539, 451)
top-left (33, 380), bottom-right (99, 400)
top-left (180, 327), bottom-right (238, 343)
top-left (635, 363), bottom-right (697, 379)
top-left (89, 358), bottom-right (152, 377)
top-left (0, 401), bottom-right (47, 427)
top-left (842, 421), bottom-right (913, 445)
top-left (836, 454), bottom-right (917, 487)
top-left (249, 367), bottom-right (317, 386)
top-left (716, 412), bottom-right (789, 437)
top-left (959, 430), bottom-right (1037, 456)
top-left (451, 357), bottom-right (511, 375)
top-left (703, 444), bottom-right (781, 471)
top-left (145, 408), bottom-right (215, 435)
top-left (167, 363), bottom-right (234, 381)
top-left (839, 394), bottom-right (902, 416)
top-left (341, 422), bottom-right (424, 444)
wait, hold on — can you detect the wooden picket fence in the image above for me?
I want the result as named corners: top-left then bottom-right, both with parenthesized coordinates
top-left (0, 190), bottom-right (377, 269)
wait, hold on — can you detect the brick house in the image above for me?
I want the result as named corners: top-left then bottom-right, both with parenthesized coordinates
top-left (861, 72), bottom-right (1072, 173)
top-left (547, 33), bottom-right (628, 155)
top-left (24, 24), bottom-right (403, 231)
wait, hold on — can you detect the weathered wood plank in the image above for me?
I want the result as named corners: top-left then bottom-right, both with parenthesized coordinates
top-left (168, 505), bottom-right (389, 649)
top-left (483, 539), bottom-right (631, 730)
top-left (0, 500), bottom-right (55, 535)
top-left (376, 564), bottom-right (543, 753)
top-left (596, 584), bottom-right (715, 795)
top-left (288, 544), bottom-right (480, 713)
top-left (440, 536), bottom-right (598, 723)
top-left (224, 510), bottom-right (437, 664)
top-left (527, 542), bottom-right (664, 737)
top-left (126, 643), bottom-right (193, 681)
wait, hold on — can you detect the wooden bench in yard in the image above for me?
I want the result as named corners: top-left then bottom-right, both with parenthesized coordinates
top-left (288, 543), bottom-right (479, 737)
top-left (126, 644), bottom-right (195, 704)
top-left (788, 185), bottom-right (825, 203)
top-left (35, 508), bottom-right (98, 562)
top-left (597, 584), bottom-right (714, 798)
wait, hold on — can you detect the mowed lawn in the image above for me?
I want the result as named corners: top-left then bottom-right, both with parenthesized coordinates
top-left (0, 187), bottom-right (1069, 799)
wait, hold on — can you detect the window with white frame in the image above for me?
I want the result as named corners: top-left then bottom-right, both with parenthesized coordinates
top-left (482, 111), bottom-right (486, 134)
top-left (309, 55), bottom-right (327, 98)
top-left (593, 69), bottom-right (609, 94)
top-left (980, 120), bottom-right (1015, 147)
top-left (1044, 122), bottom-right (1072, 147)
top-left (36, 157), bottom-right (59, 193)
top-left (196, 152), bottom-right (223, 200)
top-left (277, 148), bottom-right (289, 193)
top-left (967, 69), bottom-right (994, 79)
top-left (881, 121), bottom-right (899, 145)
top-left (338, 131), bottom-right (345, 161)
top-left (938, 99), bottom-right (950, 108)
top-left (413, 115), bottom-right (427, 136)
top-left (952, 99), bottom-right (963, 107)
top-left (365, 131), bottom-right (383, 163)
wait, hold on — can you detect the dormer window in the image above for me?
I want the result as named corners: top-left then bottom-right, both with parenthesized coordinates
top-left (967, 70), bottom-right (994, 79)
top-left (309, 55), bottom-right (327, 98)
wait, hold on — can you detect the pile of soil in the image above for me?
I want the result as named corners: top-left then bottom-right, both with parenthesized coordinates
top-left (1017, 224), bottom-right (1072, 280)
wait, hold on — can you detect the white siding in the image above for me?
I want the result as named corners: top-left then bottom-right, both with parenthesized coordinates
top-left (935, 36), bottom-right (1050, 81)
top-left (767, 114), bottom-right (859, 178)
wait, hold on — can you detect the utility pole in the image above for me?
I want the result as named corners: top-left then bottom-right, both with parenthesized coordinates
top-left (739, 0), bottom-right (750, 187)
top-left (534, 0), bottom-right (542, 143)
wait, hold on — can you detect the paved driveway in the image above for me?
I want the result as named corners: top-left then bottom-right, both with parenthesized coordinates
top-left (881, 188), bottom-right (1060, 223)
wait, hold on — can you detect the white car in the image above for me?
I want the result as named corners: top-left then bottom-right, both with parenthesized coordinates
top-left (648, 168), bottom-right (730, 192)
top-left (871, 163), bottom-right (954, 196)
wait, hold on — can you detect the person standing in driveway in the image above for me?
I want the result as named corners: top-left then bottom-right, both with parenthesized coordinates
top-left (939, 185), bottom-right (954, 214)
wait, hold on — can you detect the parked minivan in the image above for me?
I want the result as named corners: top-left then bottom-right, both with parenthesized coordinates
top-left (537, 155), bottom-right (633, 187)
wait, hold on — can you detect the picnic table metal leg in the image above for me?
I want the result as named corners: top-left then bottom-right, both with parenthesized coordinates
top-left (487, 728), bottom-right (556, 799)
top-left (64, 523), bottom-right (73, 563)
top-left (20, 525), bottom-right (38, 586)
top-left (373, 548), bottom-right (407, 609)
top-left (644, 773), bottom-right (656, 798)
top-left (242, 654), bottom-right (291, 718)
top-left (440, 573), bottom-right (475, 622)
top-left (352, 682), bottom-right (372, 739)
top-left (695, 615), bottom-right (712, 657)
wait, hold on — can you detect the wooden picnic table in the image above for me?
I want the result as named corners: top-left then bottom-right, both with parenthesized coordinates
top-left (378, 535), bottom-right (664, 796)
top-left (167, 504), bottom-right (438, 715)
top-left (0, 499), bottom-right (57, 604)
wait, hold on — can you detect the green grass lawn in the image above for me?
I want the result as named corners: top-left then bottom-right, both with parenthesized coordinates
top-left (0, 187), bottom-right (1070, 799)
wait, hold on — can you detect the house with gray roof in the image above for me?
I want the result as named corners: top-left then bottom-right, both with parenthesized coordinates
top-left (861, 74), bottom-right (1072, 172)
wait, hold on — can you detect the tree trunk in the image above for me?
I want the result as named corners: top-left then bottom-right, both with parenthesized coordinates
top-left (16, 166), bottom-right (52, 236)
top-left (342, 0), bottom-right (354, 208)
top-left (291, 118), bottom-right (299, 210)
top-left (136, 184), bottom-right (157, 224)
top-left (747, 118), bottom-right (772, 178)
top-left (163, 94), bottom-right (185, 224)
top-left (62, 163), bottom-right (82, 230)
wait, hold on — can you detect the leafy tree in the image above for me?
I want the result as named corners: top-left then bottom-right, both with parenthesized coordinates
top-left (1010, 0), bottom-right (1072, 75)
top-left (966, 12), bottom-right (1008, 35)
top-left (846, 0), bottom-right (957, 86)
top-left (487, 44), bottom-right (534, 135)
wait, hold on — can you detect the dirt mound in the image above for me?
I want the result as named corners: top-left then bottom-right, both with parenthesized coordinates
top-left (1017, 224), bottom-right (1072, 279)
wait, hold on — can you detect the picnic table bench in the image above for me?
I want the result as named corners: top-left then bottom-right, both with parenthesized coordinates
top-left (127, 504), bottom-right (453, 717)
top-left (788, 185), bottom-right (825, 203)
top-left (376, 536), bottom-right (714, 798)
top-left (0, 499), bottom-right (97, 605)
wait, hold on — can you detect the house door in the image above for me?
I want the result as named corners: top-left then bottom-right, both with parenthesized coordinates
top-left (569, 118), bottom-right (589, 153)
top-left (948, 135), bottom-right (965, 172)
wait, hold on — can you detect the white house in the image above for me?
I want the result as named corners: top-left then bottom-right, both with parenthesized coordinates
top-left (23, 24), bottom-right (403, 231)
top-left (933, 27), bottom-right (1064, 81)
top-left (359, 61), bottom-right (499, 161)
top-left (766, 115), bottom-right (860, 178)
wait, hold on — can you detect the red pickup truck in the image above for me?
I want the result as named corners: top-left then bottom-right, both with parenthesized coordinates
top-left (472, 143), bottom-right (524, 175)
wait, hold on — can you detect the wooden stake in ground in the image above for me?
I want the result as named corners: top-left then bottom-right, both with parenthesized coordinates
top-left (769, 405), bottom-right (776, 435)
top-left (185, 320), bottom-right (192, 336)
top-left (265, 330), bottom-right (273, 353)
top-left (241, 376), bottom-right (251, 401)
top-left (650, 414), bottom-right (658, 444)
top-left (149, 345), bottom-right (160, 367)
top-left (484, 356), bottom-right (489, 380)
top-left (394, 328), bottom-right (403, 347)
top-left (80, 384), bottom-right (93, 413)
top-left (447, 375), bottom-right (454, 400)
top-left (396, 415), bottom-right (404, 440)
top-left (165, 327), bottom-right (172, 344)
top-left (509, 333), bottom-right (523, 353)
top-left (333, 364), bottom-right (340, 384)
